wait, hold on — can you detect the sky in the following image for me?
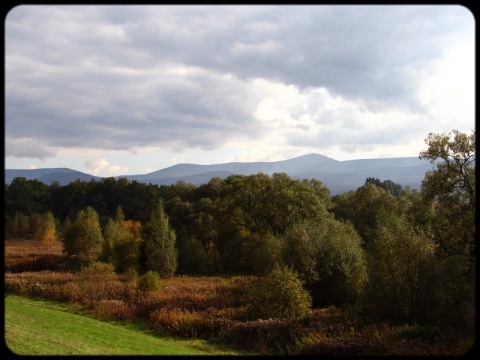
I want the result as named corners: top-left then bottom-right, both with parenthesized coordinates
top-left (4, 5), bottom-right (475, 177)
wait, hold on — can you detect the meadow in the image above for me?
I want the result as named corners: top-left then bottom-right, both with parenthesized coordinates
top-left (4, 238), bottom-right (472, 355)
top-left (5, 295), bottom-right (250, 355)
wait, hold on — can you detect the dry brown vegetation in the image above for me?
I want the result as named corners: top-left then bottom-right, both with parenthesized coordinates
top-left (4, 238), bottom-right (473, 355)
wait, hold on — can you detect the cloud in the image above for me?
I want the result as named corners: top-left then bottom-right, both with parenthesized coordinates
top-left (107, 165), bottom-right (129, 176)
top-left (84, 157), bottom-right (130, 176)
top-left (4, 4), bottom-right (474, 173)
top-left (84, 158), bottom-right (109, 174)
top-left (5, 137), bottom-right (58, 159)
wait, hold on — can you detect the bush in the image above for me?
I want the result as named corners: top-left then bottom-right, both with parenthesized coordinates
top-left (77, 262), bottom-right (122, 305)
top-left (137, 271), bottom-right (161, 292)
top-left (77, 261), bottom-right (116, 282)
top-left (244, 266), bottom-right (312, 320)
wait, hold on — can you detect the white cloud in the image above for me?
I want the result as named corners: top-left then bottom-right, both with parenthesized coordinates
top-left (107, 165), bottom-right (129, 176)
top-left (418, 36), bottom-right (475, 129)
top-left (84, 158), bottom-right (109, 175)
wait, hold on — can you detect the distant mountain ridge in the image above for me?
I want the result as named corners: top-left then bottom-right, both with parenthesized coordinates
top-left (4, 153), bottom-right (434, 195)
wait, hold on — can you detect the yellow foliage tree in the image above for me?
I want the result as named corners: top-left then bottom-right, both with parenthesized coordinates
top-left (36, 211), bottom-right (57, 249)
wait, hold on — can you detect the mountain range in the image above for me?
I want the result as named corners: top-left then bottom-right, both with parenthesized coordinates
top-left (4, 153), bottom-right (435, 196)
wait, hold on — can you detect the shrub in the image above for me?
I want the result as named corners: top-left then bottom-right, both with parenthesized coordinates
top-left (243, 265), bottom-right (312, 320)
top-left (77, 261), bottom-right (116, 281)
top-left (137, 271), bottom-right (161, 292)
top-left (77, 262), bottom-right (122, 305)
top-left (92, 299), bottom-right (136, 321)
top-left (224, 318), bottom-right (303, 355)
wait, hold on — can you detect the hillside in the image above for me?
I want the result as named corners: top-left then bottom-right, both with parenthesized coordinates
top-left (4, 153), bottom-right (434, 195)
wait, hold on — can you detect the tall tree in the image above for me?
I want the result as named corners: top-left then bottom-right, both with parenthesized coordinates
top-left (100, 216), bottom-right (142, 273)
top-left (141, 200), bottom-right (178, 277)
top-left (364, 212), bottom-right (438, 324)
top-left (331, 183), bottom-right (400, 247)
top-left (419, 129), bottom-right (475, 210)
top-left (416, 129), bottom-right (475, 329)
top-left (5, 177), bottom-right (49, 217)
top-left (282, 217), bottom-right (367, 307)
top-left (36, 211), bottom-right (58, 249)
top-left (419, 129), bottom-right (475, 263)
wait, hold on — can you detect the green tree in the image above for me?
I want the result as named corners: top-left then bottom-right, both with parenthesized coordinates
top-left (419, 129), bottom-right (475, 264)
top-left (249, 232), bottom-right (283, 276)
top-left (419, 129), bottom-right (475, 210)
top-left (416, 129), bottom-right (475, 331)
top-left (363, 212), bottom-right (438, 324)
top-left (265, 174), bottom-right (331, 236)
top-left (164, 196), bottom-right (195, 248)
top-left (221, 173), bottom-right (331, 237)
top-left (398, 186), bottom-right (436, 231)
top-left (365, 177), bottom-right (403, 196)
top-left (214, 173), bottom-right (332, 274)
top-left (62, 207), bottom-right (103, 261)
top-left (16, 212), bottom-right (31, 238)
top-left (51, 179), bottom-right (89, 222)
top-left (115, 205), bottom-right (125, 222)
top-left (177, 237), bottom-right (210, 275)
top-left (331, 183), bottom-right (402, 248)
top-left (29, 213), bottom-right (44, 239)
top-left (5, 177), bottom-right (49, 218)
top-left (282, 218), bottom-right (367, 307)
top-left (141, 200), bottom-right (178, 277)
top-left (6, 211), bottom-right (21, 238)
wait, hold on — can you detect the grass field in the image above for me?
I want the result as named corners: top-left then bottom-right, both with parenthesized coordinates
top-left (4, 295), bottom-right (248, 355)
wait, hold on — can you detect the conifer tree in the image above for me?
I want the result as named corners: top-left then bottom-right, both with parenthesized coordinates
top-left (141, 200), bottom-right (178, 277)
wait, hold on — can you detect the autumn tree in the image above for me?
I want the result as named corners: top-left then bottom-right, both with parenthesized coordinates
top-left (100, 215), bottom-right (142, 274)
top-left (35, 211), bottom-right (58, 249)
top-left (5, 211), bottom-right (27, 238)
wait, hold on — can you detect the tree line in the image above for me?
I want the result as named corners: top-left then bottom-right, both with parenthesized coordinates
top-left (4, 129), bottom-right (475, 328)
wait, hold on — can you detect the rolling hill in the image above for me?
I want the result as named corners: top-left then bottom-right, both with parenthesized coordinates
top-left (4, 153), bottom-right (434, 195)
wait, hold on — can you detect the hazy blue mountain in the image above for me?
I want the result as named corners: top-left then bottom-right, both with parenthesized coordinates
top-left (129, 153), bottom-right (337, 180)
top-left (4, 168), bottom-right (102, 186)
top-left (5, 153), bottom-right (435, 195)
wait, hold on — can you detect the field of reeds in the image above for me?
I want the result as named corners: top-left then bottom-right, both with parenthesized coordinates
top-left (4, 238), bottom-right (472, 355)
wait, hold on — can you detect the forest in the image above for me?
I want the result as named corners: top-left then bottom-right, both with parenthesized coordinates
top-left (4, 129), bottom-right (476, 355)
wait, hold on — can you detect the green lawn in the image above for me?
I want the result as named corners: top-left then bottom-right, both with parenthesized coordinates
top-left (4, 295), bottom-right (247, 355)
